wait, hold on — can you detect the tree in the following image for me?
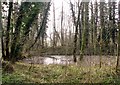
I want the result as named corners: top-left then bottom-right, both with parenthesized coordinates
top-left (84, 1), bottom-right (89, 48)
top-left (79, 1), bottom-right (89, 60)
top-left (60, 2), bottom-right (64, 46)
top-left (10, 2), bottom-right (34, 62)
top-left (53, 1), bottom-right (57, 49)
top-left (5, 1), bottom-right (13, 60)
top-left (99, 1), bottom-right (105, 68)
top-left (70, 0), bottom-right (81, 62)
top-left (28, 2), bottom-right (51, 50)
top-left (79, 2), bottom-right (84, 60)
top-left (90, 2), bottom-right (94, 47)
top-left (0, 2), bottom-right (5, 59)
top-left (108, 0), bottom-right (117, 54)
top-left (0, 1), bottom-right (2, 60)
top-left (1, 1), bottom-right (51, 63)
top-left (116, 1), bottom-right (120, 72)
top-left (93, 0), bottom-right (98, 55)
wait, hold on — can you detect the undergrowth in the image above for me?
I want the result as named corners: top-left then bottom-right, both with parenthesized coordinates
top-left (2, 62), bottom-right (120, 84)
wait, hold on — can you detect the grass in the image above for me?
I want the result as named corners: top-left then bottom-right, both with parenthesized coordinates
top-left (2, 62), bottom-right (120, 84)
top-left (0, 68), bottom-right (2, 84)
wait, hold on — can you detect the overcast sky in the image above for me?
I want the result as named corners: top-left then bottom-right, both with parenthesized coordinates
top-left (46, 0), bottom-right (119, 35)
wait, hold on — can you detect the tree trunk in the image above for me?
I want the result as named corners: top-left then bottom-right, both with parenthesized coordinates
top-left (80, 2), bottom-right (89, 60)
top-left (6, 2), bottom-right (13, 60)
top-left (0, 2), bottom-right (6, 59)
top-left (53, 2), bottom-right (57, 50)
top-left (93, 1), bottom-right (98, 55)
top-left (61, 2), bottom-right (64, 46)
top-left (10, 2), bottom-right (25, 63)
top-left (84, 2), bottom-right (89, 48)
top-left (116, 1), bottom-right (120, 72)
top-left (70, 1), bottom-right (81, 62)
top-left (90, 2), bottom-right (94, 46)
top-left (99, 1), bottom-right (105, 68)
top-left (79, 2), bottom-right (84, 60)
top-left (0, 2), bottom-right (3, 60)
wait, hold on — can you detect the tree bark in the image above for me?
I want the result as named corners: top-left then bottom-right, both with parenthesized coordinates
top-left (6, 2), bottom-right (13, 60)
top-left (116, 1), bottom-right (120, 72)
top-left (0, 2), bottom-right (6, 59)
top-left (93, 1), bottom-right (98, 55)
top-left (99, 1), bottom-right (105, 68)
top-left (61, 2), bottom-right (64, 46)
top-left (70, 1), bottom-right (81, 62)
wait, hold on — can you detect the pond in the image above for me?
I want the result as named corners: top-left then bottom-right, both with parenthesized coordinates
top-left (22, 55), bottom-right (74, 65)
top-left (22, 55), bottom-right (117, 66)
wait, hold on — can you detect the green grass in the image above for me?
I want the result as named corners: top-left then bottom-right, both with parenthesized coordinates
top-left (2, 62), bottom-right (120, 84)
top-left (0, 68), bottom-right (2, 84)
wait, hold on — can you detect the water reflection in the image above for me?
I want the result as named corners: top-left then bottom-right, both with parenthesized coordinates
top-left (22, 55), bottom-right (73, 65)
top-left (22, 55), bottom-right (117, 66)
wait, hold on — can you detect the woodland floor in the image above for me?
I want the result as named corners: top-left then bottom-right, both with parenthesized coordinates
top-left (2, 59), bottom-right (120, 84)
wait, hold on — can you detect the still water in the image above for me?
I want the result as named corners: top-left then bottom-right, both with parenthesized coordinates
top-left (22, 55), bottom-right (117, 66)
top-left (22, 55), bottom-right (74, 65)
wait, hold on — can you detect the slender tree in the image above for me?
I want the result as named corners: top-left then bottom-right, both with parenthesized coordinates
top-left (90, 2), bottom-right (94, 46)
top-left (80, 1), bottom-right (89, 60)
top-left (5, 1), bottom-right (13, 60)
top-left (61, 2), bottom-right (64, 46)
top-left (99, 0), bottom-right (105, 68)
top-left (84, 1), bottom-right (89, 48)
top-left (0, 1), bottom-right (2, 59)
top-left (70, 0), bottom-right (81, 62)
top-left (116, 1), bottom-right (120, 72)
top-left (28, 2), bottom-right (51, 50)
top-left (79, 2), bottom-right (84, 60)
top-left (53, 1), bottom-right (57, 49)
top-left (93, 0), bottom-right (98, 55)
top-left (0, 2), bottom-right (5, 59)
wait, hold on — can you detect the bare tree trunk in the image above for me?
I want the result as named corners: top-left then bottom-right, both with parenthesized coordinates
top-left (112, 2), bottom-right (116, 55)
top-left (90, 2), bottom-right (94, 46)
top-left (41, 33), bottom-right (45, 48)
top-left (78, 16), bottom-right (82, 55)
top-left (1, 27), bottom-right (5, 59)
top-left (79, 2), bottom-right (84, 60)
top-left (61, 2), bottom-right (64, 46)
top-left (70, 1), bottom-right (81, 62)
top-left (84, 2), bottom-right (89, 48)
top-left (5, 2), bottom-right (13, 60)
top-left (99, 1), bottom-right (105, 68)
top-left (116, 1), bottom-right (120, 72)
top-left (0, 2), bottom-right (5, 59)
top-left (53, 2), bottom-right (56, 50)
top-left (108, 0), bottom-right (113, 54)
top-left (0, 2), bottom-right (3, 59)
top-left (93, 1), bottom-right (98, 55)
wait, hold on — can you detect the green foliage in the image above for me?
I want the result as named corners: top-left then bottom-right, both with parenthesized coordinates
top-left (2, 73), bottom-right (24, 84)
top-left (9, 2), bottom-right (50, 62)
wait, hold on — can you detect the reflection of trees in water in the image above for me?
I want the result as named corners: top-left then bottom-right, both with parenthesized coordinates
top-left (23, 56), bottom-right (73, 65)
top-left (22, 55), bottom-right (117, 66)
top-left (23, 57), bottom-right (44, 64)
